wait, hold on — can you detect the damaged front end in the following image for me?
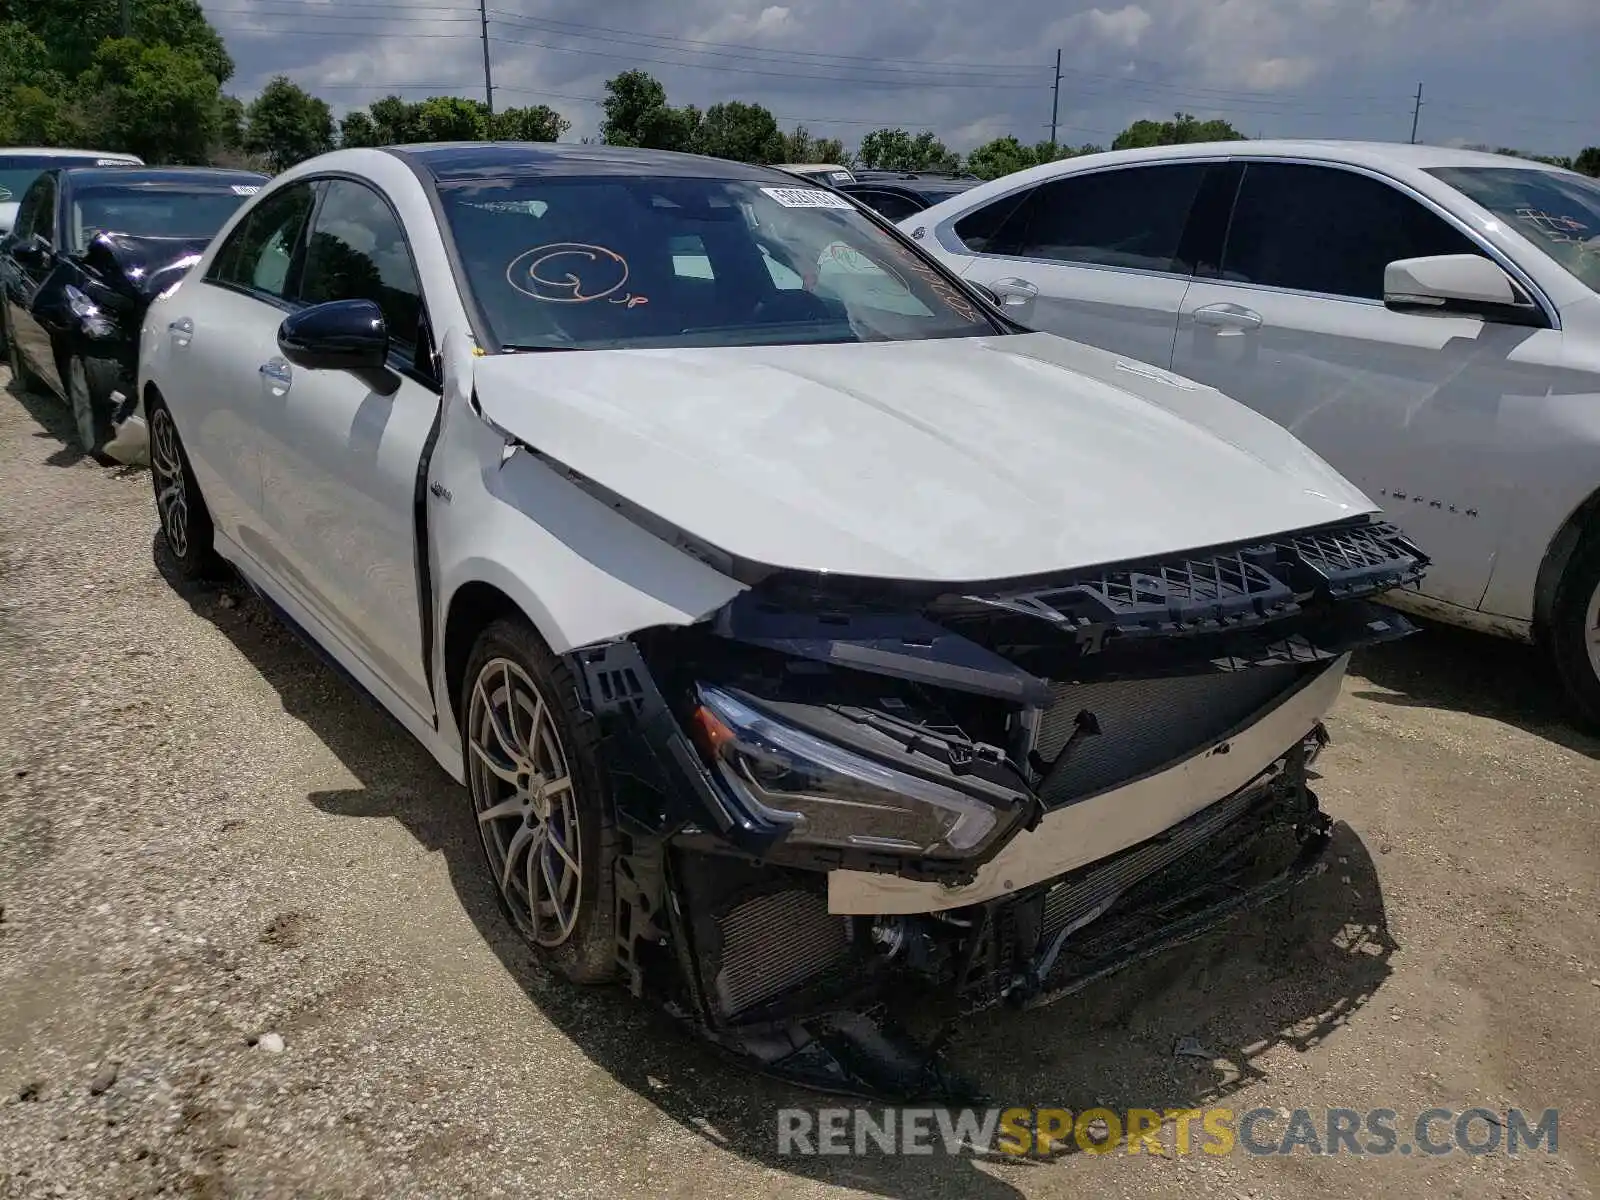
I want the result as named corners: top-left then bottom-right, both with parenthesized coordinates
top-left (568, 517), bottom-right (1426, 1100)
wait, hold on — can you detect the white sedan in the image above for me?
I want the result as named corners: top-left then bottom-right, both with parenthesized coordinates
top-left (902, 141), bottom-right (1600, 725)
top-left (137, 143), bottom-right (1425, 1093)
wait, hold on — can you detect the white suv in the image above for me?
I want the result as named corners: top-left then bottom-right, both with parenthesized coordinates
top-left (905, 141), bottom-right (1600, 724)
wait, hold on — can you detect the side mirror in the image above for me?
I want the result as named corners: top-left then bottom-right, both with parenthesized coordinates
top-left (12, 234), bottom-right (49, 267)
top-left (1383, 254), bottom-right (1545, 327)
top-left (277, 299), bottom-right (399, 395)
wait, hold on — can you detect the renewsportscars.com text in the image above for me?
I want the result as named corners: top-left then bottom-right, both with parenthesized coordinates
top-left (776, 1106), bottom-right (1559, 1158)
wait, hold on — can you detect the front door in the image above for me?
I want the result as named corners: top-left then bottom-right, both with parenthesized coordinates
top-left (6, 172), bottom-right (66, 396)
top-left (951, 161), bottom-right (1211, 369)
top-left (253, 177), bottom-right (440, 718)
top-left (1171, 159), bottom-right (1554, 613)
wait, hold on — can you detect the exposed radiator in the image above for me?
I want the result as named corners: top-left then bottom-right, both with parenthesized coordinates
top-left (1034, 665), bottom-right (1304, 806)
top-left (710, 888), bottom-right (851, 1020)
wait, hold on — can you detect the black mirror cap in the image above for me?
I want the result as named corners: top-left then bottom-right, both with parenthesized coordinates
top-left (277, 299), bottom-right (400, 394)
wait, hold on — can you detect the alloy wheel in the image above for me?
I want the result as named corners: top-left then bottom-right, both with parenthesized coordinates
top-left (150, 406), bottom-right (190, 560)
top-left (467, 657), bottom-right (583, 947)
top-left (1586, 578), bottom-right (1600, 687)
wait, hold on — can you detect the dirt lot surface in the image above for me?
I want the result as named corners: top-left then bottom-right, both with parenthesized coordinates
top-left (1, 375), bottom-right (1598, 1200)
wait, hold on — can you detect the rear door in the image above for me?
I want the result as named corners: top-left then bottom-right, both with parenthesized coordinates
top-left (949, 161), bottom-right (1213, 368)
top-left (1171, 158), bottom-right (1546, 612)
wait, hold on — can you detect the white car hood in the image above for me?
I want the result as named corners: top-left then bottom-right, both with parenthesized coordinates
top-left (0, 202), bottom-right (17, 235)
top-left (471, 332), bottom-right (1376, 583)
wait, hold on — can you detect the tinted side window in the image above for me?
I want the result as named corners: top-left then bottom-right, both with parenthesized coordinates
top-left (299, 180), bottom-right (422, 351)
top-left (1220, 163), bottom-right (1483, 300)
top-left (1012, 164), bottom-right (1207, 273)
top-left (209, 183), bottom-right (314, 299)
top-left (18, 174), bottom-right (57, 244)
top-left (854, 190), bottom-right (923, 222)
top-left (953, 189), bottom-right (1036, 254)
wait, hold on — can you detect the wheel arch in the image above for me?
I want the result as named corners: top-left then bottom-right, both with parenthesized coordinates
top-left (1532, 485), bottom-right (1600, 637)
top-left (440, 570), bottom-right (567, 735)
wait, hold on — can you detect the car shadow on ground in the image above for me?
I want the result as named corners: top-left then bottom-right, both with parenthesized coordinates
top-left (1349, 617), bottom-right (1600, 759)
top-left (5, 374), bottom-right (133, 472)
top-left (159, 551), bottom-right (1398, 1197)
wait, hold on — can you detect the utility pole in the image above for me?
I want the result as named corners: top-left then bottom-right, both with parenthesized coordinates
top-left (479, 0), bottom-right (495, 116)
top-left (120, 0), bottom-right (131, 36)
top-left (1048, 49), bottom-right (1062, 154)
top-left (1409, 81), bottom-right (1423, 144)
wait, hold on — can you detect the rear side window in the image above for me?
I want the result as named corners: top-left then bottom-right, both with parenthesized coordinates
top-left (16, 173), bottom-right (58, 245)
top-left (1219, 162), bottom-right (1482, 300)
top-left (954, 164), bottom-right (1207, 274)
top-left (851, 189), bottom-right (923, 222)
top-left (209, 183), bottom-right (314, 300)
top-left (299, 179), bottom-right (423, 351)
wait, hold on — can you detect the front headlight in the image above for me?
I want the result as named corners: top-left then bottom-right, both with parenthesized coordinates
top-left (65, 284), bottom-right (116, 339)
top-left (689, 685), bottom-right (1012, 859)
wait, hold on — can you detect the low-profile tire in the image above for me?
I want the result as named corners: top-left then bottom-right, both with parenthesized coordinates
top-left (1550, 530), bottom-right (1600, 730)
top-left (147, 390), bottom-right (224, 580)
top-left (67, 354), bottom-right (120, 457)
top-left (461, 617), bottom-right (618, 985)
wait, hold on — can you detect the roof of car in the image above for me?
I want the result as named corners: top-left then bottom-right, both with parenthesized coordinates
top-left (58, 166), bottom-right (269, 189)
top-left (1038, 138), bottom-right (1576, 174)
top-left (0, 147), bottom-right (141, 161)
top-left (390, 141), bottom-right (796, 183)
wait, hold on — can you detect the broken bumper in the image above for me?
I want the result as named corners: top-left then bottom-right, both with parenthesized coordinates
top-left (828, 653), bottom-right (1346, 914)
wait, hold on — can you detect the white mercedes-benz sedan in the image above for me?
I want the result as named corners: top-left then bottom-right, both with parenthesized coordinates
top-left (137, 143), bottom-right (1426, 1096)
top-left (900, 141), bottom-right (1600, 725)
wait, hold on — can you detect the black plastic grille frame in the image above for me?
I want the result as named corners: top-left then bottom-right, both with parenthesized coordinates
top-left (962, 519), bottom-right (1426, 640)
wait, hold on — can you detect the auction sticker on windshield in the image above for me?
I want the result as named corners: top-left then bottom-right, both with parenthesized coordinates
top-left (761, 186), bottom-right (854, 210)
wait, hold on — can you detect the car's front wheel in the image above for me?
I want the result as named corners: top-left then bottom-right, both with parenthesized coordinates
top-left (461, 618), bottom-right (617, 984)
top-left (147, 391), bottom-right (223, 580)
top-left (1551, 530), bottom-right (1600, 729)
top-left (68, 355), bottom-right (119, 457)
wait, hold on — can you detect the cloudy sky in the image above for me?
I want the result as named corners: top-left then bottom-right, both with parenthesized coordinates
top-left (202, 0), bottom-right (1597, 156)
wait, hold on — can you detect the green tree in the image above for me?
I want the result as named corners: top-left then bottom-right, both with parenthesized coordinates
top-left (1575, 146), bottom-right (1600, 178)
top-left (339, 110), bottom-right (380, 148)
top-left (243, 75), bottom-right (333, 170)
top-left (600, 69), bottom-right (700, 151)
top-left (488, 104), bottom-right (568, 142)
top-left (75, 38), bottom-right (221, 163)
top-left (858, 128), bottom-right (959, 173)
top-left (216, 93), bottom-right (245, 150)
top-left (367, 96), bottom-right (420, 143)
top-left (1112, 112), bottom-right (1245, 151)
top-left (0, 82), bottom-right (82, 145)
top-left (411, 95), bottom-right (487, 142)
top-left (965, 135), bottom-right (1038, 181)
top-left (695, 100), bottom-right (785, 164)
top-left (0, 0), bottom-right (230, 84)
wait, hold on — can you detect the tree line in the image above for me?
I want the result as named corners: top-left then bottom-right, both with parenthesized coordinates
top-left (2, 1), bottom-right (1595, 181)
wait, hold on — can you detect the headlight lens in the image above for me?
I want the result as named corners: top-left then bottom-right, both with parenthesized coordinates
top-left (690, 685), bottom-right (1009, 858)
top-left (65, 284), bottom-right (116, 339)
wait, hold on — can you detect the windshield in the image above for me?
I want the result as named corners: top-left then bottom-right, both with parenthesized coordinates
top-left (1428, 166), bottom-right (1600, 293)
top-left (436, 174), bottom-right (1000, 351)
top-left (70, 185), bottom-right (256, 251)
top-left (0, 155), bottom-right (124, 204)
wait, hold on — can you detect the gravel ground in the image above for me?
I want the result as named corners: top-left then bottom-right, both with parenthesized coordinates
top-left (2, 373), bottom-right (1597, 1200)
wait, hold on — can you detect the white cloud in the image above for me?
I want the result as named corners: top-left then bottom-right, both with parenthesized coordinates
top-left (1087, 5), bottom-right (1153, 48)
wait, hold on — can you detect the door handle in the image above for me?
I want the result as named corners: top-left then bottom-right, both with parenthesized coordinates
top-left (168, 317), bottom-right (194, 347)
top-left (989, 276), bottom-right (1039, 318)
top-left (1192, 302), bottom-right (1263, 331)
top-left (258, 358), bottom-right (292, 391)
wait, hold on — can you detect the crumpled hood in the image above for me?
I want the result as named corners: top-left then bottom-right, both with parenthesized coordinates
top-left (83, 232), bottom-right (211, 301)
top-left (471, 331), bottom-right (1377, 582)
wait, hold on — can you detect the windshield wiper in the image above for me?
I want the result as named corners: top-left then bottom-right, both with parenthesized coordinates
top-left (500, 343), bottom-right (583, 352)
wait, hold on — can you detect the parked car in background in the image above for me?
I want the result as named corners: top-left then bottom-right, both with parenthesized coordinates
top-left (1, 165), bottom-right (266, 456)
top-left (0, 147), bottom-right (142, 236)
top-left (136, 142), bottom-right (1425, 1096)
top-left (771, 162), bottom-right (856, 186)
top-left (837, 170), bottom-right (980, 222)
top-left (904, 141), bottom-right (1600, 725)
